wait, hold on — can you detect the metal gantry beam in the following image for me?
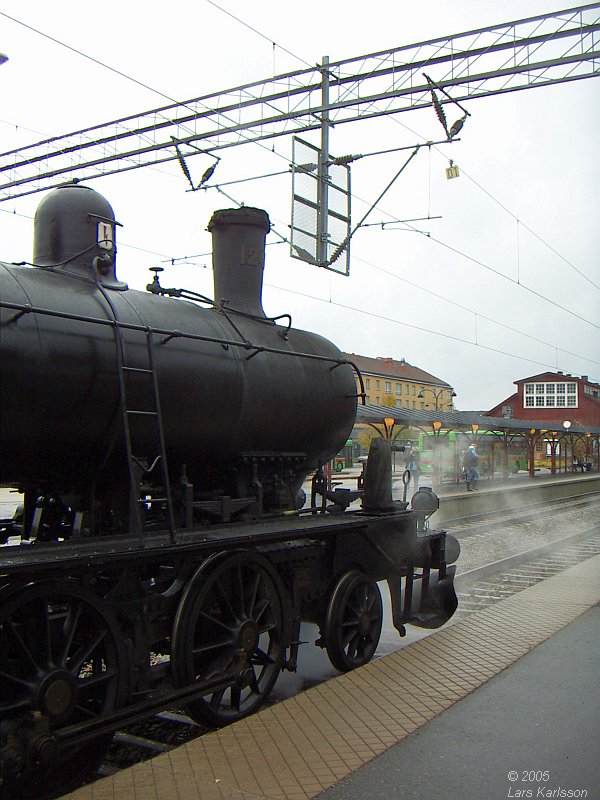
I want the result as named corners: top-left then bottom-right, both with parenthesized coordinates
top-left (1, 3), bottom-right (598, 201)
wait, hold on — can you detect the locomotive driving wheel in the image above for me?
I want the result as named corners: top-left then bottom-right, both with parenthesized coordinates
top-left (0, 581), bottom-right (125, 800)
top-left (172, 551), bottom-right (285, 727)
top-left (323, 570), bottom-right (383, 672)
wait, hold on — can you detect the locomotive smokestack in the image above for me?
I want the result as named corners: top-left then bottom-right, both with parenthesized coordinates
top-left (208, 207), bottom-right (270, 318)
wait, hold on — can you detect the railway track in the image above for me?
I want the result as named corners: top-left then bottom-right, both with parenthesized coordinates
top-left (442, 491), bottom-right (599, 535)
top-left (91, 494), bottom-right (600, 781)
top-left (454, 523), bottom-right (600, 619)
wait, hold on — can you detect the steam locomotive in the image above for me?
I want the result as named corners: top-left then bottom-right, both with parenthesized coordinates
top-left (0, 184), bottom-right (459, 799)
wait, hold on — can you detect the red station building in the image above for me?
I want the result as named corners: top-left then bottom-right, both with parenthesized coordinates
top-left (487, 371), bottom-right (600, 428)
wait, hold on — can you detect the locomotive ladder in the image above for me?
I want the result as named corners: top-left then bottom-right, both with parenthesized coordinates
top-left (99, 287), bottom-right (177, 542)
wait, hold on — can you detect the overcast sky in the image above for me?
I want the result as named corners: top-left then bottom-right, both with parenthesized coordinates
top-left (1, 1), bottom-right (599, 411)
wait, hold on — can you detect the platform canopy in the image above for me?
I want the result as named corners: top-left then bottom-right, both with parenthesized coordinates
top-left (356, 404), bottom-right (600, 438)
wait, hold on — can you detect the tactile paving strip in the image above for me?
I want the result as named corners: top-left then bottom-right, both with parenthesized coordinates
top-left (61, 555), bottom-right (600, 800)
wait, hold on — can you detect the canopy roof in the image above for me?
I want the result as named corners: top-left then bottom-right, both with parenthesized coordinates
top-left (355, 404), bottom-right (600, 437)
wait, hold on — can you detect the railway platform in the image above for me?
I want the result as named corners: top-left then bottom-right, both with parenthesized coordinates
top-left (324, 467), bottom-right (600, 526)
top-left (59, 552), bottom-right (600, 800)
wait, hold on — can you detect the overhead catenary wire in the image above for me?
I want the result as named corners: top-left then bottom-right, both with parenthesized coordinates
top-left (0, 9), bottom-right (292, 178)
top-left (359, 212), bottom-right (599, 332)
top-left (201, 3), bottom-right (599, 297)
top-left (264, 280), bottom-right (600, 376)
top-left (2, 4), bottom-right (597, 376)
top-left (2, 196), bottom-right (596, 373)
top-left (459, 165), bottom-right (600, 292)
top-left (3, 5), bottom-right (595, 299)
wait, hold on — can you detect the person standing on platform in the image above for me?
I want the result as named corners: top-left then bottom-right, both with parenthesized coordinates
top-left (464, 444), bottom-right (480, 491)
top-left (407, 447), bottom-right (421, 491)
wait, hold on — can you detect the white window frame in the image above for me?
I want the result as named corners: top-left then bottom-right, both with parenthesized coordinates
top-left (523, 381), bottom-right (578, 408)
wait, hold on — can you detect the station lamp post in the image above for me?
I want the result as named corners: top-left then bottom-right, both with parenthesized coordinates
top-left (418, 387), bottom-right (456, 411)
top-left (529, 429), bottom-right (537, 478)
top-left (585, 432), bottom-right (592, 470)
top-left (432, 420), bottom-right (443, 487)
top-left (563, 421), bottom-right (572, 473)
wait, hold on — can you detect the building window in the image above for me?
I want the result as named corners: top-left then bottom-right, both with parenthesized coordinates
top-left (384, 381), bottom-right (391, 394)
top-left (411, 385), bottom-right (416, 396)
top-left (395, 384), bottom-right (401, 396)
top-left (365, 378), bottom-right (371, 390)
top-left (523, 381), bottom-right (578, 408)
top-left (376, 396), bottom-right (380, 405)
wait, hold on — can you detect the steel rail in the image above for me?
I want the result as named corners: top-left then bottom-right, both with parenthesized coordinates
top-left (455, 523), bottom-right (600, 588)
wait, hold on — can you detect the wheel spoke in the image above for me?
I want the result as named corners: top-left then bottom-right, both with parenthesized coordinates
top-left (324, 572), bottom-right (383, 673)
top-left (0, 583), bottom-right (124, 800)
top-left (247, 666), bottom-right (261, 694)
top-left (198, 609), bottom-right (235, 633)
top-left (68, 629), bottom-right (108, 676)
top-left (342, 626), bottom-right (357, 649)
top-left (246, 570), bottom-right (261, 617)
top-left (4, 618), bottom-right (43, 673)
top-left (346, 632), bottom-right (360, 659)
top-left (235, 564), bottom-right (246, 618)
top-left (346, 598), bottom-right (363, 617)
top-left (192, 637), bottom-right (232, 656)
top-left (77, 666), bottom-right (119, 693)
top-left (0, 668), bottom-right (36, 691)
top-left (230, 683), bottom-right (242, 712)
top-left (174, 553), bottom-right (283, 726)
top-left (214, 577), bottom-right (237, 622)
top-left (43, 599), bottom-right (55, 665)
top-left (366, 591), bottom-right (378, 613)
top-left (253, 597), bottom-right (271, 626)
top-left (59, 602), bottom-right (83, 667)
top-left (250, 647), bottom-right (275, 667)
top-left (2, 695), bottom-right (34, 714)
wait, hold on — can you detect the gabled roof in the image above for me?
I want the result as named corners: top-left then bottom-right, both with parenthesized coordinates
top-left (515, 372), bottom-right (599, 387)
top-left (344, 353), bottom-right (451, 387)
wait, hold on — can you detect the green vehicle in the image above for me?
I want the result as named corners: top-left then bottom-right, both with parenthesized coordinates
top-left (332, 439), bottom-right (354, 471)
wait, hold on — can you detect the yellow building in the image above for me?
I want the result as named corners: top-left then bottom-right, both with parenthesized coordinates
top-left (344, 353), bottom-right (456, 412)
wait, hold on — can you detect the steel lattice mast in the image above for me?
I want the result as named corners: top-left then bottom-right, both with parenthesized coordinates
top-left (1, 3), bottom-right (598, 202)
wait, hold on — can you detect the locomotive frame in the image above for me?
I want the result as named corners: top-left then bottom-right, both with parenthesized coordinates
top-left (0, 185), bottom-right (459, 800)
